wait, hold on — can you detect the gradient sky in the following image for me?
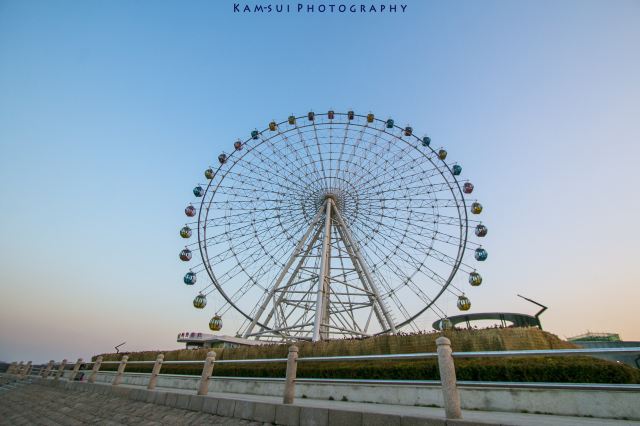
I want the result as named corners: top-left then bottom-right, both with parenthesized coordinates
top-left (1, 0), bottom-right (639, 363)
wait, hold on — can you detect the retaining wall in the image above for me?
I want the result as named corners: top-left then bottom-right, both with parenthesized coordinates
top-left (85, 371), bottom-right (640, 420)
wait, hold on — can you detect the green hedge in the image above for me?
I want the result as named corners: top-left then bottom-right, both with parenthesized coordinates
top-left (97, 356), bottom-right (640, 384)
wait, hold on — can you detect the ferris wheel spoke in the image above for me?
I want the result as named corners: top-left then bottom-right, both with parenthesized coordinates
top-left (293, 125), bottom-right (327, 187)
top-left (346, 218), bottom-right (454, 295)
top-left (224, 168), bottom-right (308, 202)
top-left (341, 120), bottom-right (390, 186)
top-left (229, 148), bottom-right (312, 201)
top-left (310, 118), bottom-right (331, 184)
top-left (210, 188), bottom-right (288, 204)
top-left (358, 182), bottom-right (457, 203)
top-left (202, 215), bottom-right (281, 246)
top-left (258, 131), bottom-right (311, 186)
top-left (226, 234), bottom-right (297, 278)
top-left (347, 133), bottom-right (421, 192)
top-left (329, 118), bottom-right (350, 189)
top-left (353, 219), bottom-right (464, 287)
top-left (363, 161), bottom-right (451, 206)
top-left (215, 206), bottom-right (301, 241)
top-left (268, 126), bottom-right (332, 186)
top-left (201, 211), bottom-right (272, 229)
top-left (208, 233), bottom-right (285, 266)
top-left (422, 246), bottom-right (476, 278)
top-left (364, 212), bottom-right (467, 248)
top-left (243, 132), bottom-right (318, 186)
top-left (334, 119), bottom-right (373, 186)
top-left (358, 157), bottom-right (449, 203)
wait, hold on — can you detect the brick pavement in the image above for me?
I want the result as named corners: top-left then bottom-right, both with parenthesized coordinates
top-left (0, 382), bottom-right (268, 425)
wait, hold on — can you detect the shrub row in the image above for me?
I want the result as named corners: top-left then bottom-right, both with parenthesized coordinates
top-left (96, 356), bottom-right (640, 384)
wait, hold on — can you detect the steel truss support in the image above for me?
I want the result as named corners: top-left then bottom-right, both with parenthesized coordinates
top-left (242, 204), bottom-right (326, 339)
top-left (242, 196), bottom-right (397, 342)
top-left (312, 198), bottom-right (334, 341)
top-left (332, 206), bottom-right (397, 334)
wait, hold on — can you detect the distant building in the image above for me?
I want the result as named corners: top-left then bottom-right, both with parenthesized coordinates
top-left (567, 331), bottom-right (638, 369)
top-left (176, 332), bottom-right (266, 349)
top-left (567, 332), bottom-right (621, 342)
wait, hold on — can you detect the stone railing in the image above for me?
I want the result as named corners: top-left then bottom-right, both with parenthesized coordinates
top-left (7, 340), bottom-right (640, 421)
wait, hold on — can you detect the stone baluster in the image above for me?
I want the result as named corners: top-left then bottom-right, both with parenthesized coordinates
top-left (68, 358), bottom-right (83, 381)
top-left (147, 354), bottom-right (164, 390)
top-left (88, 356), bottom-right (103, 383)
top-left (197, 351), bottom-right (216, 395)
top-left (112, 355), bottom-right (129, 386)
top-left (42, 360), bottom-right (55, 378)
top-left (436, 336), bottom-right (462, 419)
top-left (19, 361), bottom-right (32, 379)
top-left (55, 359), bottom-right (67, 381)
top-left (283, 345), bottom-right (299, 404)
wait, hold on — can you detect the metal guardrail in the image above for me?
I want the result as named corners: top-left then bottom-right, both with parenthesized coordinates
top-left (55, 370), bottom-right (640, 393)
top-left (451, 347), bottom-right (640, 358)
top-left (9, 344), bottom-right (640, 420)
top-left (74, 346), bottom-right (640, 365)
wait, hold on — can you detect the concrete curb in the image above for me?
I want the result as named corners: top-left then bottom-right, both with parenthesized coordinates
top-left (32, 377), bottom-right (500, 425)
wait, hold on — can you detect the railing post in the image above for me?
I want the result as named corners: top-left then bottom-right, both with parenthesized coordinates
top-left (147, 354), bottom-right (164, 390)
top-left (25, 362), bottom-right (33, 377)
top-left (42, 360), bottom-right (55, 378)
top-left (55, 359), bottom-right (67, 381)
top-left (197, 351), bottom-right (216, 395)
top-left (112, 355), bottom-right (129, 386)
top-left (20, 361), bottom-right (32, 379)
top-left (88, 356), bottom-right (103, 383)
top-left (436, 336), bottom-right (462, 419)
top-left (68, 358), bottom-right (83, 381)
top-left (14, 361), bottom-right (24, 377)
top-left (11, 361), bottom-right (24, 377)
top-left (283, 345), bottom-right (299, 404)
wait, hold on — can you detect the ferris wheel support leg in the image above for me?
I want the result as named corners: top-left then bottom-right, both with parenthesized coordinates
top-left (312, 199), bottom-right (334, 342)
top-left (333, 206), bottom-right (397, 334)
top-left (257, 226), bottom-right (323, 336)
top-left (335, 224), bottom-right (388, 332)
top-left (321, 226), bottom-right (333, 340)
top-left (242, 202), bottom-right (327, 339)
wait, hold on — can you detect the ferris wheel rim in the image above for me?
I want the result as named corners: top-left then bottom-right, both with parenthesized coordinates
top-left (193, 111), bottom-right (471, 334)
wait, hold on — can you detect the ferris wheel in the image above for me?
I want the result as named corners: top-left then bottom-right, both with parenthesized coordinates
top-left (179, 111), bottom-right (487, 341)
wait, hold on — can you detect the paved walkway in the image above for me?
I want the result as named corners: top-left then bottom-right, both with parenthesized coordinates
top-left (1, 376), bottom-right (639, 425)
top-left (0, 382), bottom-right (262, 425)
top-left (152, 385), bottom-right (640, 426)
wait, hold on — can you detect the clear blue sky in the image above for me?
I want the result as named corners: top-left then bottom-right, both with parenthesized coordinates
top-left (1, 0), bottom-right (639, 363)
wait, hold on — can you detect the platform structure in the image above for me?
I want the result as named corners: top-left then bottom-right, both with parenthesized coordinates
top-left (176, 332), bottom-right (266, 349)
top-left (432, 312), bottom-right (542, 331)
top-left (433, 294), bottom-right (548, 331)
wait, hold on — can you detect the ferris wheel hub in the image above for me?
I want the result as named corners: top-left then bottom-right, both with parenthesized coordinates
top-left (315, 188), bottom-right (347, 214)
